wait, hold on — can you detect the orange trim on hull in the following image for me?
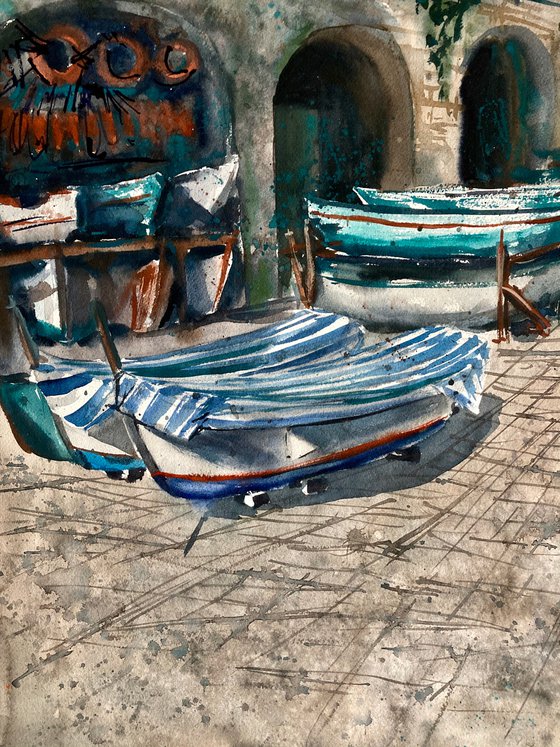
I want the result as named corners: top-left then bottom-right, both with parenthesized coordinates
top-left (151, 416), bottom-right (446, 482)
top-left (310, 209), bottom-right (560, 231)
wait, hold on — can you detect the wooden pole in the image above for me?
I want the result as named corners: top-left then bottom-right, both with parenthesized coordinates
top-left (0, 269), bottom-right (29, 375)
top-left (286, 230), bottom-right (309, 308)
top-left (495, 229), bottom-right (508, 343)
top-left (303, 220), bottom-right (317, 306)
top-left (92, 300), bottom-right (122, 376)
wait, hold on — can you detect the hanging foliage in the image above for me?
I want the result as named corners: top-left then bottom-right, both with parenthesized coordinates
top-left (416, 0), bottom-right (481, 100)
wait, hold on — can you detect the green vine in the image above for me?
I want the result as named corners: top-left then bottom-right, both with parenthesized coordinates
top-left (416, 0), bottom-right (481, 100)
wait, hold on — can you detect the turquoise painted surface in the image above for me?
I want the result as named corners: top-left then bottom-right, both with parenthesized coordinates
top-left (308, 197), bottom-right (560, 259)
top-left (315, 250), bottom-right (560, 289)
top-left (354, 183), bottom-right (560, 215)
top-left (0, 377), bottom-right (77, 462)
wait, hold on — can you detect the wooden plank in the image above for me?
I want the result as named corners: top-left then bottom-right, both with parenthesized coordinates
top-left (211, 236), bottom-right (236, 314)
top-left (92, 300), bottom-right (122, 375)
top-left (509, 240), bottom-right (560, 266)
top-left (303, 220), bottom-right (317, 306)
top-left (0, 237), bottom-right (159, 268)
top-left (502, 283), bottom-right (552, 337)
top-left (0, 232), bottom-right (239, 269)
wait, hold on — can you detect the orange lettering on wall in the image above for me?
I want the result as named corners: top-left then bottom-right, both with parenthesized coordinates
top-left (10, 111), bottom-right (28, 153)
top-left (99, 108), bottom-right (118, 146)
top-left (30, 112), bottom-right (48, 155)
top-left (50, 111), bottom-right (80, 151)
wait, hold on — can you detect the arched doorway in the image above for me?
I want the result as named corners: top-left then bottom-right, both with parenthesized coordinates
top-left (460, 28), bottom-right (554, 187)
top-left (273, 26), bottom-right (414, 286)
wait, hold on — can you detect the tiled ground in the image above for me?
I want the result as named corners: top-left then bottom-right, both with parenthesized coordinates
top-left (2, 326), bottom-right (560, 746)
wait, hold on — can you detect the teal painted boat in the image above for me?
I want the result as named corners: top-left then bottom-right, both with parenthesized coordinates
top-left (75, 172), bottom-right (165, 239)
top-left (312, 251), bottom-right (560, 329)
top-left (305, 192), bottom-right (560, 328)
top-left (307, 196), bottom-right (560, 260)
top-left (353, 182), bottom-right (560, 215)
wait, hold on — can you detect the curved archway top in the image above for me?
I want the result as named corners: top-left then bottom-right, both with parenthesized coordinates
top-left (278, 24), bottom-right (415, 191)
top-left (460, 24), bottom-right (555, 144)
top-left (459, 25), bottom-right (555, 186)
top-left (273, 23), bottom-right (415, 288)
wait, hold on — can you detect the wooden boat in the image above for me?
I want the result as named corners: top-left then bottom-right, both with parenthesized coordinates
top-left (311, 250), bottom-right (560, 329)
top-left (103, 324), bottom-right (488, 501)
top-left (307, 195), bottom-right (560, 260)
top-left (28, 310), bottom-right (488, 500)
top-left (0, 308), bottom-right (145, 475)
top-left (353, 182), bottom-right (560, 214)
top-left (164, 155), bottom-right (239, 228)
top-left (3, 190), bottom-right (79, 341)
top-left (306, 194), bottom-right (560, 328)
top-left (0, 373), bottom-right (144, 476)
top-left (0, 189), bottom-right (78, 245)
top-left (74, 172), bottom-right (164, 239)
top-left (135, 393), bottom-right (454, 499)
top-left (26, 310), bottom-right (365, 475)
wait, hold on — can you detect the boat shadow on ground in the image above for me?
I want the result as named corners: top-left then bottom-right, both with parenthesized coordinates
top-left (205, 392), bottom-right (503, 520)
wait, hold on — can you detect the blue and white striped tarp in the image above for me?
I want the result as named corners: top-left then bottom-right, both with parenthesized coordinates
top-left (37, 320), bottom-right (489, 439)
top-left (116, 374), bottom-right (216, 441)
top-left (39, 310), bottom-right (365, 379)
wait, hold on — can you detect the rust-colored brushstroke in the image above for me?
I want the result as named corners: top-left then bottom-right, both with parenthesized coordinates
top-left (310, 209), bottom-right (560, 230)
top-left (29, 24), bottom-right (90, 86)
top-left (10, 110), bottom-right (28, 153)
top-left (0, 100), bottom-right (12, 134)
top-left (96, 36), bottom-right (149, 88)
top-left (128, 256), bottom-right (173, 333)
top-left (153, 417), bottom-right (446, 482)
top-left (502, 283), bottom-right (551, 337)
top-left (141, 100), bottom-right (196, 146)
top-left (49, 111), bottom-right (81, 151)
top-left (99, 107), bottom-right (118, 146)
top-left (30, 111), bottom-right (48, 156)
top-left (3, 413), bottom-right (35, 455)
top-left (130, 260), bottom-right (158, 330)
top-left (0, 195), bottom-right (23, 209)
top-left (121, 108), bottom-right (135, 139)
top-left (165, 101), bottom-right (195, 138)
top-left (153, 39), bottom-right (200, 86)
top-left (212, 237), bottom-right (235, 313)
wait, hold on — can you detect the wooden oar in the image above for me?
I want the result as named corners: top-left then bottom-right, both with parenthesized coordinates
top-left (10, 300), bottom-right (40, 369)
top-left (91, 299), bottom-right (122, 375)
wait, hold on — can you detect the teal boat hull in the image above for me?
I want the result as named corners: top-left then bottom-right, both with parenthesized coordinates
top-left (307, 196), bottom-right (560, 259)
top-left (353, 182), bottom-right (560, 215)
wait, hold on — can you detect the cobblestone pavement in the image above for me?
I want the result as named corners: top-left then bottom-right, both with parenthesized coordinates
top-left (2, 326), bottom-right (560, 746)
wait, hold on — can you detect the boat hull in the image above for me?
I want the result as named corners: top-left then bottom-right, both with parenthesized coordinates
top-left (354, 182), bottom-right (560, 214)
top-left (139, 395), bottom-right (452, 500)
top-left (307, 197), bottom-right (560, 259)
top-left (314, 258), bottom-right (560, 329)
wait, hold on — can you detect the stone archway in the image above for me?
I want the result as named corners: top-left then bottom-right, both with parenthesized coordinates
top-left (460, 26), bottom-right (555, 187)
top-left (273, 25), bottom-right (414, 285)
